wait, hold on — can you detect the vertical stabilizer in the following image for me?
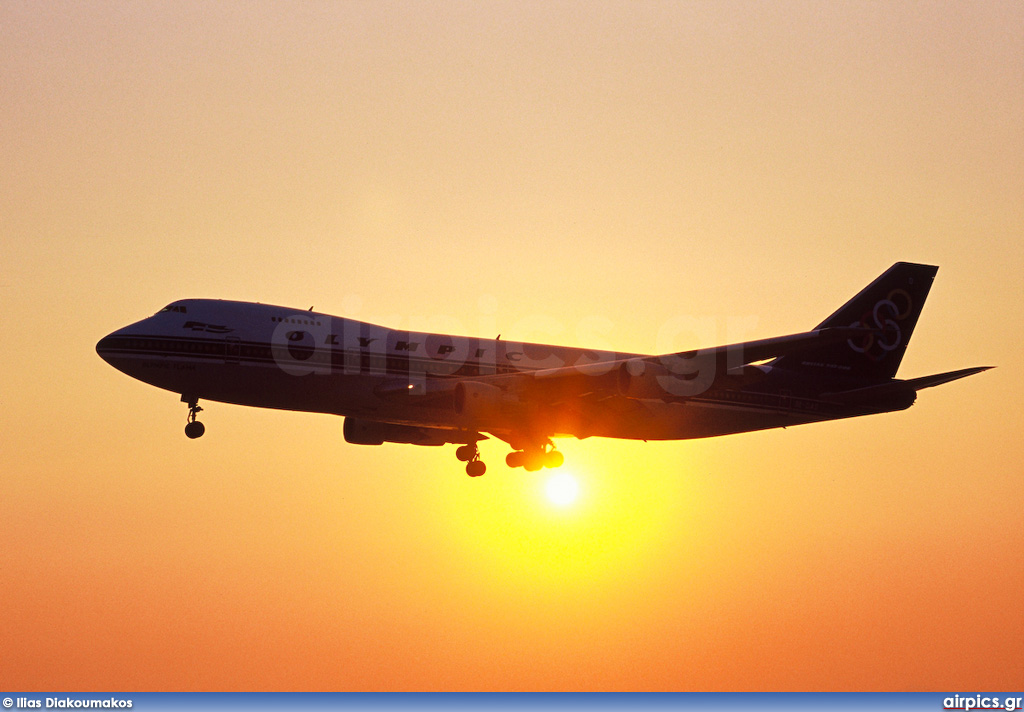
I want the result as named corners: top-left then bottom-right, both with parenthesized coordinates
top-left (771, 262), bottom-right (938, 383)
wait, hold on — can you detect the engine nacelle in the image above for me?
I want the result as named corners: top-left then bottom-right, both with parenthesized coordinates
top-left (342, 417), bottom-right (450, 446)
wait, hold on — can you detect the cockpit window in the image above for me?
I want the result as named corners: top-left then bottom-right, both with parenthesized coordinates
top-left (158, 305), bottom-right (188, 314)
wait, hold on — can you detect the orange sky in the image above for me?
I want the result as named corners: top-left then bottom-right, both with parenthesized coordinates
top-left (1, 0), bottom-right (1022, 691)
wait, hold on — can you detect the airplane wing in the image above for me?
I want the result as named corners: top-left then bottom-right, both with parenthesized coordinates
top-left (512, 325), bottom-right (871, 402)
top-left (438, 326), bottom-right (870, 446)
top-left (375, 326), bottom-right (868, 407)
top-left (375, 327), bottom-right (869, 443)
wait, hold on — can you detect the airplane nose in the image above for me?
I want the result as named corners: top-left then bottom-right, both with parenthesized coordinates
top-left (96, 328), bottom-right (131, 365)
top-left (96, 332), bottom-right (117, 364)
top-left (98, 315), bottom-right (159, 367)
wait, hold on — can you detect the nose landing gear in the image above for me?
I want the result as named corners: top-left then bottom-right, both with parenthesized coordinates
top-left (183, 396), bottom-right (205, 439)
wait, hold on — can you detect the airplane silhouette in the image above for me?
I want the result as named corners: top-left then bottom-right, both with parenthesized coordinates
top-left (97, 262), bottom-right (990, 476)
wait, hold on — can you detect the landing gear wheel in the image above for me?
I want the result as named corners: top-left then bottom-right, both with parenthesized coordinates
top-left (183, 396), bottom-right (204, 439)
top-left (523, 453), bottom-right (544, 472)
top-left (543, 450), bottom-right (564, 468)
top-left (507, 441), bottom-right (563, 470)
top-left (456, 442), bottom-right (486, 476)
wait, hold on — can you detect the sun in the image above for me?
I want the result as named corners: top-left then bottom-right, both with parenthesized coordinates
top-left (545, 472), bottom-right (580, 507)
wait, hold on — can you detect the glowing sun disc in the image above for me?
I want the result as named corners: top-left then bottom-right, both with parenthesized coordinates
top-left (545, 473), bottom-right (579, 507)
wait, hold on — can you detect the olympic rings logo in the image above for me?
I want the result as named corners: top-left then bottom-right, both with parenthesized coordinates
top-left (847, 289), bottom-right (913, 361)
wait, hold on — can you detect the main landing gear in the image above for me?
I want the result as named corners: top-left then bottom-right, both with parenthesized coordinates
top-left (505, 443), bottom-right (563, 472)
top-left (455, 443), bottom-right (486, 477)
top-left (183, 396), bottom-right (205, 439)
top-left (455, 439), bottom-right (565, 477)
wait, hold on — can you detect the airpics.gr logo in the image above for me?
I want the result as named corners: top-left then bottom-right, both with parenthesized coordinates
top-left (943, 694), bottom-right (1023, 711)
top-left (847, 288), bottom-right (913, 361)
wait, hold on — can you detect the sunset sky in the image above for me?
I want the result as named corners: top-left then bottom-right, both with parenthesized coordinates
top-left (2, 1), bottom-right (1022, 691)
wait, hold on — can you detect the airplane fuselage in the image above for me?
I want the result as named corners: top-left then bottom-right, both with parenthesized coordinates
top-left (96, 299), bottom-right (901, 444)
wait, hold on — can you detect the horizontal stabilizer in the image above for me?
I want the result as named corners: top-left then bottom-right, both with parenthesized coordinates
top-left (822, 366), bottom-right (993, 405)
top-left (900, 366), bottom-right (994, 390)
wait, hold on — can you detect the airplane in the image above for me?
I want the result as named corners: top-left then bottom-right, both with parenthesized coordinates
top-left (96, 262), bottom-right (990, 476)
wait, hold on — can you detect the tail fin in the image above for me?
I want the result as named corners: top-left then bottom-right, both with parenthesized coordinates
top-left (771, 262), bottom-right (938, 383)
